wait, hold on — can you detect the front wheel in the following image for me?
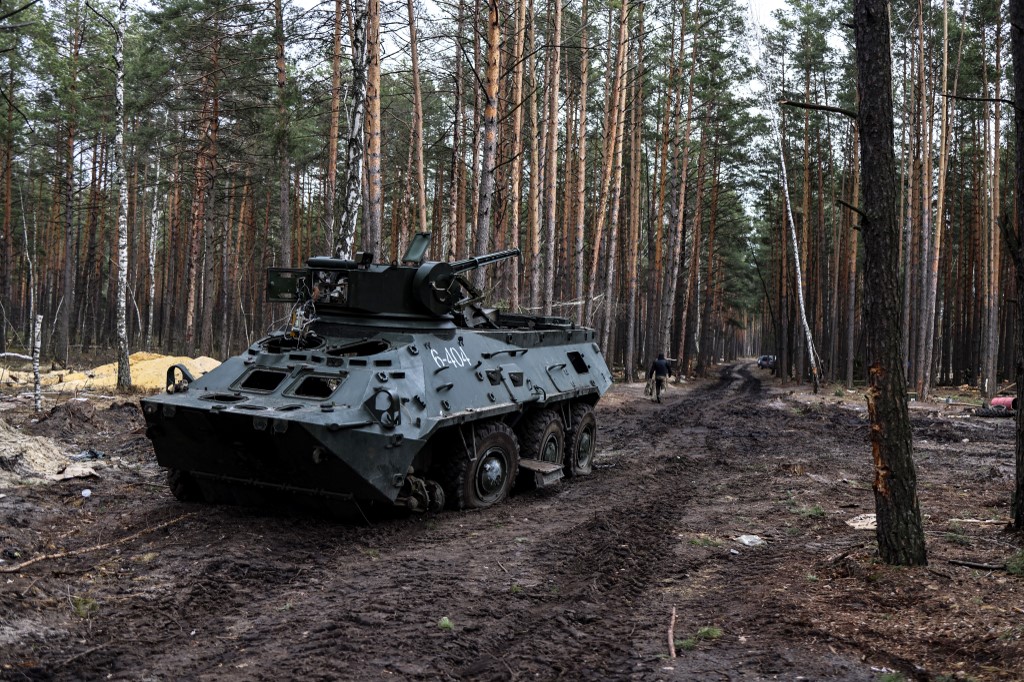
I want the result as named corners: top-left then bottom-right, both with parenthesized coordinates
top-left (447, 422), bottom-right (520, 510)
top-left (564, 405), bottom-right (597, 477)
top-left (167, 468), bottom-right (202, 502)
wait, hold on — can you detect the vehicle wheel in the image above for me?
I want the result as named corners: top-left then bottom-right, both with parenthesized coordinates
top-left (517, 409), bottom-right (565, 464)
top-left (445, 422), bottom-right (520, 510)
top-left (564, 404), bottom-right (597, 477)
top-left (167, 468), bottom-right (202, 502)
top-left (426, 479), bottom-right (446, 512)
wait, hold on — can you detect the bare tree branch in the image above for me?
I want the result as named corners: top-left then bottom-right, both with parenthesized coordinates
top-left (0, 0), bottom-right (41, 23)
top-left (0, 85), bottom-right (34, 133)
top-left (85, 1), bottom-right (116, 34)
top-left (779, 99), bottom-right (857, 119)
top-left (939, 91), bottom-right (1018, 110)
top-left (837, 198), bottom-right (867, 222)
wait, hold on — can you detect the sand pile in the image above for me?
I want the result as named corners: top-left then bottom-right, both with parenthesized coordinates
top-left (3, 352), bottom-right (220, 392)
top-left (0, 419), bottom-right (67, 486)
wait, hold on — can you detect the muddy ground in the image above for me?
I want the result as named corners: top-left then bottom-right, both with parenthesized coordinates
top-left (0, 362), bottom-right (1022, 681)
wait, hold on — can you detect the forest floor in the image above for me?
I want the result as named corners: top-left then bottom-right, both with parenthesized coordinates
top-left (0, 360), bottom-right (1022, 681)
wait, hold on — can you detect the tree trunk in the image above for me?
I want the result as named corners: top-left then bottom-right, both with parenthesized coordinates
top-left (184, 40), bottom-right (220, 353)
top-left (777, 119), bottom-right (820, 391)
top-left (1008, 0), bottom-right (1024, 531)
top-left (679, 116), bottom-right (708, 374)
top-left (623, 13), bottom-right (642, 382)
top-left (323, 0), bottom-right (343, 254)
top-left (58, 34), bottom-right (81, 366)
top-left (0, 70), bottom-right (12, 355)
top-left (571, 0), bottom-right (589, 322)
top-left (146, 152), bottom-right (161, 350)
top-left (796, 63), bottom-right (810, 383)
top-left (846, 125), bottom-right (860, 390)
top-left (336, 9), bottom-right (366, 259)
top-left (473, 0), bottom-right (501, 287)
top-left (696, 157), bottom-right (721, 376)
top-left (507, 0), bottom-right (529, 309)
top-left (659, 3), bottom-right (698, 355)
top-left (650, 49), bottom-right (677, 341)
top-left (408, 0), bottom-right (428, 241)
top-left (526, 0), bottom-right (541, 309)
top-left (920, 0), bottom-right (954, 401)
top-left (446, 0), bottom-right (465, 260)
top-left (914, 0), bottom-right (934, 399)
top-left (854, 0), bottom-right (927, 566)
top-left (985, 17), bottom-right (1003, 402)
top-left (275, 0), bottom-right (291, 266)
top-left (469, 0), bottom-right (482, 260)
top-left (200, 154), bottom-right (218, 357)
top-left (584, 0), bottom-right (628, 323)
top-left (363, 0), bottom-right (382, 254)
top-left (114, 0), bottom-right (131, 388)
top-left (600, 25), bottom-right (629, 354)
top-left (541, 0), bottom-right (562, 314)
top-left (162, 152), bottom-right (180, 349)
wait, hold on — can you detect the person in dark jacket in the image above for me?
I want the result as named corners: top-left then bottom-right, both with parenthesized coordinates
top-left (647, 353), bottom-right (673, 403)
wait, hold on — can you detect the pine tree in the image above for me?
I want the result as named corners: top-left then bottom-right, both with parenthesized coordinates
top-left (854, 0), bottom-right (927, 566)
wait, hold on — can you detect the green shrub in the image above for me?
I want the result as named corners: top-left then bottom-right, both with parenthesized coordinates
top-left (1006, 551), bottom-right (1024, 576)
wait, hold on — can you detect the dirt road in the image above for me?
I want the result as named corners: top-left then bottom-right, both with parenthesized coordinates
top-left (1, 362), bottom-right (1021, 680)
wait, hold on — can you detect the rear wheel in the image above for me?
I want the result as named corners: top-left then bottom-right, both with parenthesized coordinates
top-left (444, 422), bottom-right (520, 510)
top-left (564, 404), bottom-right (597, 477)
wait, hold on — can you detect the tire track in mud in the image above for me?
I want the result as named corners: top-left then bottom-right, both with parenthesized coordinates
top-left (420, 365), bottom-right (775, 680)
top-left (137, 372), bottom-right (751, 681)
top-left (468, 364), bottom-right (876, 681)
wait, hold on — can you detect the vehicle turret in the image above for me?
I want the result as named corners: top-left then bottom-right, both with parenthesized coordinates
top-left (267, 232), bottom-right (520, 319)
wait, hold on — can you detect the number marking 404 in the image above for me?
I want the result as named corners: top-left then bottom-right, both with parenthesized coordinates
top-left (431, 346), bottom-right (473, 369)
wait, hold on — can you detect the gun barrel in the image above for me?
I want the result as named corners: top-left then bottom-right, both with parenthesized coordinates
top-left (450, 248), bottom-right (521, 274)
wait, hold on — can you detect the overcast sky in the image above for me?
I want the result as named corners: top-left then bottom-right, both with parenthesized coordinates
top-left (748, 0), bottom-right (790, 28)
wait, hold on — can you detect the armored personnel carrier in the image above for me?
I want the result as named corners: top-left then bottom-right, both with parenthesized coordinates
top-left (142, 233), bottom-right (612, 513)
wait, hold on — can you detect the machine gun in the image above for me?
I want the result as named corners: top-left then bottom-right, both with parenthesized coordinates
top-left (412, 245), bottom-right (521, 317)
top-left (267, 232), bottom-right (521, 320)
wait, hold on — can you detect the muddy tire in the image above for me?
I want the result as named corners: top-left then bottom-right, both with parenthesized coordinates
top-left (564, 404), bottom-right (596, 477)
top-left (444, 422), bottom-right (520, 510)
top-left (517, 409), bottom-right (565, 464)
top-left (167, 468), bottom-right (202, 502)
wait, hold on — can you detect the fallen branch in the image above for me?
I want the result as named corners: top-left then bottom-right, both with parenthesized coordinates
top-left (60, 642), bottom-right (109, 667)
top-left (0, 352), bottom-right (32, 360)
top-left (0, 513), bottom-right (196, 574)
top-left (828, 543), bottom-right (871, 564)
top-left (948, 559), bottom-right (1005, 571)
top-left (668, 606), bottom-right (677, 659)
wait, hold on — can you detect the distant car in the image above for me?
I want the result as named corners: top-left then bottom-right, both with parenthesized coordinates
top-left (757, 355), bottom-right (776, 370)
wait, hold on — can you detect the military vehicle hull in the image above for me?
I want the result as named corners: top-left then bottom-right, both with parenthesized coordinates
top-left (142, 314), bottom-right (611, 511)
